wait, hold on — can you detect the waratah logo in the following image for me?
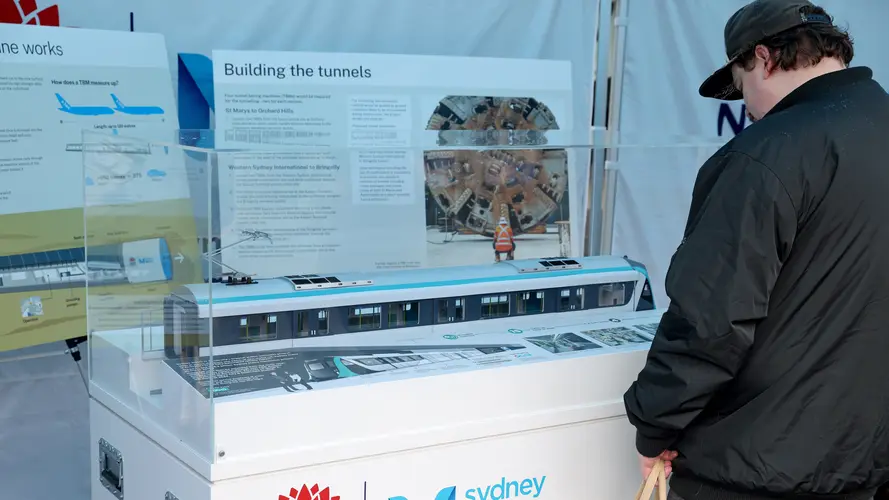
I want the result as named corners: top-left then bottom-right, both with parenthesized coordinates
top-left (0, 0), bottom-right (60, 25)
top-left (279, 484), bottom-right (340, 500)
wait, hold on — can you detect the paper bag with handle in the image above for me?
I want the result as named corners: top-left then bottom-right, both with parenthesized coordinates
top-left (634, 458), bottom-right (668, 500)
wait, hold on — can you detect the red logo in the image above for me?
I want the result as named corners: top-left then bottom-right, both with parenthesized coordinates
top-left (0, 0), bottom-right (60, 26)
top-left (279, 484), bottom-right (341, 500)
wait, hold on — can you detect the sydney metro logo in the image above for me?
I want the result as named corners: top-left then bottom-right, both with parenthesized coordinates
top-left (390, 486), bottom-right (456, 500)
top-left (0, 0), bottom-right (59, 25)
top-left (280, 484), bottom-right (341, 500)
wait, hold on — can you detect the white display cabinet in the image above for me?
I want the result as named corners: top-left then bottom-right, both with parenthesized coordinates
top-left (82, 129), bottom-right (663, 500)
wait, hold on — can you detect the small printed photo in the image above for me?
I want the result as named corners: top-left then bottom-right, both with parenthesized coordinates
top-left (423, 95), bottom-right (569, 268)
top-left (632, 322), bottom-right (659, 338)
top-left (20, 296), bottom-right (44, 318)
top-left (525, 332), bottom-right (601, 354)
top-left (581, 326), bottom-right (651, 347)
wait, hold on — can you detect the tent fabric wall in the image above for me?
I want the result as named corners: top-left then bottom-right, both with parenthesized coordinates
top-left (611, 0), bottom-right (889, 307)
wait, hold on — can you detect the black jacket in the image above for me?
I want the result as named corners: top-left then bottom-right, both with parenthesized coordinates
top-left (624, 67), bottom-right (889, 500)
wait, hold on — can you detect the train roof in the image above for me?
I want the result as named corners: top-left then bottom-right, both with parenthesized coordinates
top-left (181, 255), bottom-right (648, 305)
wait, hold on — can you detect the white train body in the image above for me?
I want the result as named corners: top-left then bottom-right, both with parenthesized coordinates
top-left (163, 255), bottom-right (656, 358)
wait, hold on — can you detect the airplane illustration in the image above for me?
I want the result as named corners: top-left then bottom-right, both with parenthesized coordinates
top-left (110, 94), bottom-right (165, 115)
top-left (55, 94), bottom-right (114, 116)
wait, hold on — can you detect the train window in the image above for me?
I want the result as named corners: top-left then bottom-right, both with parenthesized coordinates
top-left (437, 300), bottom-right (449, 323)
top-left (239, 315), bottom-right (277, 342)
top-left (559, 287), bottom-right (584, 311)
top-left (389, 301), bottom-right (420, 327)
top-left (348, 305), bottom-right (382, 331)
top-left (317, 310), bottom-right (329, 334)
top-left (517, 291), bottom-right (545, 315)
top-left (598, 282), bottom-right (629, 307)
top-left (480, 294), bottom-right (509, 319)
top-left (436, 298), bottom-right (465, 323)
top-left (294, 311), bottom-right (310, 338)
top-left (239, 316), bottom-right (256, 340)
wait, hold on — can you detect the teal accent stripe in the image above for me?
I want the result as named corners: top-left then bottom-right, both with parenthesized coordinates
top-left (332, 356), bottom-right (358, 378)
top-left (198, 265), bottom-right (642, 305)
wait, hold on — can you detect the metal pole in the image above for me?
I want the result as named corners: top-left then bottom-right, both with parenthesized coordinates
top-left (598, 0), bottom-right (630, 255)
top-left (585, 0), bottom-right (614, 256)
top-left (599, 160), bottom-right (619, 255)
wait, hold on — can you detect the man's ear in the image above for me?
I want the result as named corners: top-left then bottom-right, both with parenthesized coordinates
top-left (754, 45), bottom-right (777, 77)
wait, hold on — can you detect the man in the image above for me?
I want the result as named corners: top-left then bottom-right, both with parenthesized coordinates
top-left (623, 1), bottom-right (889, 499)
top-left (493, 217), bottom-right (515, 262)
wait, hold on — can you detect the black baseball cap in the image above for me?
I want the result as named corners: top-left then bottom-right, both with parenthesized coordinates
top-left (699, 0), bottom-right (833, 100)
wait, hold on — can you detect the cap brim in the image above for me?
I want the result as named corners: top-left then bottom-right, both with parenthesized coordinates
top-left (699, 60), bottom-right (743, 101)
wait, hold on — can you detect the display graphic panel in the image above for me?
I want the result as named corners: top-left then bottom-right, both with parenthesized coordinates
top-left (580, 326), bottom-right (651, 347)
top-left (0, 23), bottom-right (191, 350)
top-left (211, 50), bottom-right (575, 279)
top-left (164, 313), bottom-right (660, 400)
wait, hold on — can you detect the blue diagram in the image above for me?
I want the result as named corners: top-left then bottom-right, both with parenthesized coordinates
top-left (146, 169), bottom-right (166, 178)
top-left (110, 94), bottom-right (165, 115)
top-left (55, 93), bottom-right (114, 116)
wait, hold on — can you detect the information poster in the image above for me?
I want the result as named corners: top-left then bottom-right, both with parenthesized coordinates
top-left (0, 23), bottom-right (199, 350)
top-left (212, 50), bottom-right (575, 278)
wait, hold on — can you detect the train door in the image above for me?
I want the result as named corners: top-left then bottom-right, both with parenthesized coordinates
top-left (171, 302), bottom-right (185, 354)
top-left (310, 309), bottom-right (330, 336)
top-left (293, 309), bottom-right (331, 341)
top-left (435, 297), bottom-right (466, 324)
top-left (557, 287), bottom-right (584, 311)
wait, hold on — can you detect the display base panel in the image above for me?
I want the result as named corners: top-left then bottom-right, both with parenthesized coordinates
top-left (91, 395), bottom-right (645, 500)
top-left (89, 308), bottom-right (663, 481)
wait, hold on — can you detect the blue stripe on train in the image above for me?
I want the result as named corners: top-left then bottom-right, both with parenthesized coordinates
top-left (197, 265), bottom-right (642, 305)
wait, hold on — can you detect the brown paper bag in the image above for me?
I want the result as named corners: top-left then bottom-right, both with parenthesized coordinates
top-left (634, 458), bottom-right (668, 500)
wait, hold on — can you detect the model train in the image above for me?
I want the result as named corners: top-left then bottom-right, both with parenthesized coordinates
top-left (163, 255), bottom-right (655, 359)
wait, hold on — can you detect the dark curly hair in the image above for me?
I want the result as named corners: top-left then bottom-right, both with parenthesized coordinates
top-left (736, 5), bottom-right (854, 72)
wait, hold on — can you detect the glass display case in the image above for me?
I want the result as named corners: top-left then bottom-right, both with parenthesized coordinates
top-left (81, 129), bottom-right (679, 484)
top-left (82, 129), bottom-right (216, 469)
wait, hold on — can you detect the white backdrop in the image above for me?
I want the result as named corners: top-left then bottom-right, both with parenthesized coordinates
top-left (611, 0), bottom-right (889, 306)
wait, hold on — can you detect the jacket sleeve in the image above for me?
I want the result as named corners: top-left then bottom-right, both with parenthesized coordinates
top-left (623, 151), bottom-right (798, 457)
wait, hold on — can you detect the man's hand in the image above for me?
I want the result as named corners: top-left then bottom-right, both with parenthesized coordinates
top-left (638, 450), bottom-right (678, 480)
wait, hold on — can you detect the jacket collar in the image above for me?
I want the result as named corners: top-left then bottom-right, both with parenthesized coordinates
top-left (767, 66), bottom-right (874, 117)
